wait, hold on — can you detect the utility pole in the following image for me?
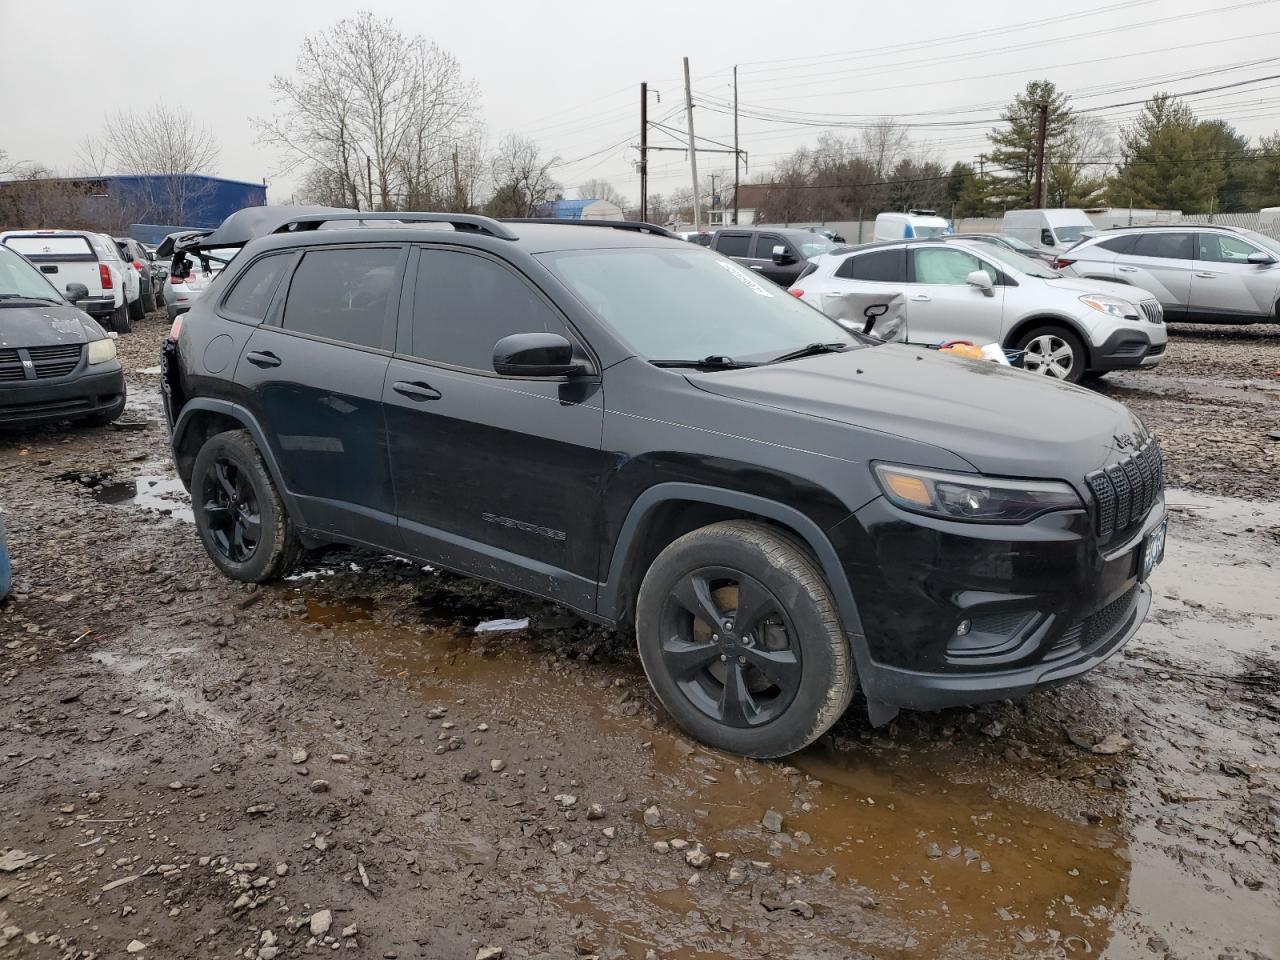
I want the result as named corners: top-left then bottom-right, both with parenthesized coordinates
top-left (1031, 102), bottom-right (1048, 209)
top-left (452, 146), bottom-right (463, 210)
top-left (640, 81), bottom-right (648, 223)
top-left (366, 155), bottom-right (374, 211)
top-left (732, 64), bottom-right (740, 226)
top-left (683, 56), bottom-right (700, 232)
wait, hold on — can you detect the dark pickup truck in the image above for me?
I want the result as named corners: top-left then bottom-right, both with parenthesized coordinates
top-left (709, 228), bottom-right (841, 287)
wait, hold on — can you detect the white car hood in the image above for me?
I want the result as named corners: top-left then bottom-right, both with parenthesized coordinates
top-left (1041, 275), bottom-right (1156, 302)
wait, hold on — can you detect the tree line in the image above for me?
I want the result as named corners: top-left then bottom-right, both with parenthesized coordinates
top-left (757, 79), bottom-right (1280, 225)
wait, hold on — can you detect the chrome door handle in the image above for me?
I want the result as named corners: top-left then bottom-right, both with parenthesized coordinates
top-left (1194, 272), bottom-right (1217, 278)
top-left (1117, 266), bottom-right (1138, 273)
top-left (748, 264), bottom-right (764, 271)
top-left (392, 380), bottom-right (442, 402)
top-left (910, 294), bottom-right (931, 302)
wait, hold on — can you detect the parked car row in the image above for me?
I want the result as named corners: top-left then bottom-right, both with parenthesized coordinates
top-left (160, 207), bottom-right (1166, 759)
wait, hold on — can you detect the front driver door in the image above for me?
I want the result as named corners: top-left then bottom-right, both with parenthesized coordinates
top-left (383, 245), bottom-right (607, 612)
top-left (1191, 232), bottom-right (1278, 322)
top-left (902, 246), bottom-right (1004, 345)
top-left (751, 233), bottom-right (806, 287)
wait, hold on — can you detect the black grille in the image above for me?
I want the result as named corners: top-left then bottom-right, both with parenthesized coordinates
top-left (29, 343), bottom-right (82, 379)
top-left (1139, 300), bottom-right (1163, 324)
top-left (1049, 585), bottom-right (1140, 661)
top-left (0, 349), bottom-right (24, 382)
top-left (1086, 440), bottom-right (1163, 539)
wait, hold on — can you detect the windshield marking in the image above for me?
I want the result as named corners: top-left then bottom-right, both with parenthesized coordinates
top-left (715, 259), bottom-right (775, 297)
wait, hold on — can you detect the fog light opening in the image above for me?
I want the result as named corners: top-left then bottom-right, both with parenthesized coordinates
top-left (955, 619), bottom-right (972, 637)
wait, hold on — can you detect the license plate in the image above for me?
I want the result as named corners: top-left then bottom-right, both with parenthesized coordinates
top-left (1139, 518), bottom-right (1167, 582)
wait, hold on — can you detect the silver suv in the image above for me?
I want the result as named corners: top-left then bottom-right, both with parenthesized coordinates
top-left (1056, 225), bottom-right (1280, 325)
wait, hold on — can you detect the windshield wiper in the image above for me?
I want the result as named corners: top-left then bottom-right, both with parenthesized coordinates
top-left (651, 355), bottom-right (758, 370)
top-left (768, 341), bottom-right (849, 364)
top-left (0, 294), bottom-right (60, 303)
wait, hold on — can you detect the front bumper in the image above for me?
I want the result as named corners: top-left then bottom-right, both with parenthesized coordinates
top-left (0, 363), bottom-right (126, 427)
top-left (832, 493), bottom-right (1163, 717)
top-left (1091, 326), bottom-right (1167, 371)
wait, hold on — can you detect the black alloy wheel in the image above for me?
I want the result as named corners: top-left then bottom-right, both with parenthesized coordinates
top-left (659, 567), bottom-right (803, 727)
top-left (201, 457), bottom-right (262, 563)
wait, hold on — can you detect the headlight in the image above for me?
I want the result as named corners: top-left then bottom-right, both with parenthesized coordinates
top-left (1080, 294), bottom-right (1138, 319)
top-left (873, 463), bottom-right (1082, 523)
top-left (86, 338), bottom-right (117, 365)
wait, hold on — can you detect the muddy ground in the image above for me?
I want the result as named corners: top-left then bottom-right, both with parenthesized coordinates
top-left (1, 316), bottom-right (1277, 960)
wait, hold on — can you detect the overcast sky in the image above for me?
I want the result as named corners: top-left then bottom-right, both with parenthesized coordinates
top-left (3, 0), bottom-right (1278, 207)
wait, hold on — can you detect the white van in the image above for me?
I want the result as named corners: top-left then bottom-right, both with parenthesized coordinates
top-left (1259, 207), bottom-right (1280, 238)
top-left (873, 210), bottom-right (951, 241)
top-left (1002, 209), bottom-right (1094, 253)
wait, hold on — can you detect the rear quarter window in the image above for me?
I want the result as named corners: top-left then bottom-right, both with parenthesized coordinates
top-left (221, 254), bottom-right (293, 322)
top-left (835, 248), bottom-right (906, 282)
top-left (1097, 235), bottom-right (1137, 255)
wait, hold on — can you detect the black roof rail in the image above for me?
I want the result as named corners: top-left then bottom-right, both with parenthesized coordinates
top-left (274, 211), bottom-right (519, 241)
top-left (500, 217), bottom-right (676, 238)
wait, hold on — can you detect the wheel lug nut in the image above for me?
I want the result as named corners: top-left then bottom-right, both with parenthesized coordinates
top-left (738, 655), bottom-right (747, 664)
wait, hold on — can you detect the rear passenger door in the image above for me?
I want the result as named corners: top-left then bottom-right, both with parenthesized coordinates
top-left (1118, 232), bottom-right (1195, 318)
top-left (234, 245), bottom-right (404, 546)
top-left (382, 245), bottom-right (607, 612)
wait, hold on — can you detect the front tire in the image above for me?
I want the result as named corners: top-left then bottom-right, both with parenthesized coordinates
top-left (191, 429), bottom-right (301, 582)
top-left (635, 521), bottom-right (855, 758)
top-left (1016, 324), bottom-right (1087, 383)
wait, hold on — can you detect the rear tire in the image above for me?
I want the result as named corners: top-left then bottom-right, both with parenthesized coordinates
top-left (109, 302), bottom-right (131, 334)
top-left (191, 429), bottom-right (302, 582)
top-left (1015, 324), bottom-right (1087, 384)
top-left (127, 294), bottom-right (145, 322)
top-left (635, 520), bottom-right (855, 758)
top-left (142, 282), bottom-right (157, 314)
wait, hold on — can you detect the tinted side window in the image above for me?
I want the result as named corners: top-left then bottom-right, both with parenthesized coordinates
top-left (223, 254), bottom-right (291, 321)
top-left (1132, 232), bottom-right (1193, 260)
top-left (836, 248), bottom-right (905, 282)
top-left (1097, 235), bottom-right (1137, 254)
top-left (755, 233), bottom-right (789, 258)
top-left (281, 247), bottom-right (400, 349)
top-left (911, 247), bottom-right (997, 284)
top-left (716, 233), bottom-right (752, 257)
top-left (410, 249), bottom-right (569, 370)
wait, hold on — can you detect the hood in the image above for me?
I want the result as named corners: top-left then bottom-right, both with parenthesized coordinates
top-left (688, 345), bottom-right (1141, 481)
top-left (1042, 275), bottom-right (1156, 303)
top-left (0, 303), bottom-right (94, 348)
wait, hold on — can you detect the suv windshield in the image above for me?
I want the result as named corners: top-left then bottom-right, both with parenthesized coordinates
top-left (1054, 225), bottom-right (1091, 244)
top-left (1243, 230), bottom-right (1280, 258)
top-left (540, 246), bottom-right (861, 363)
top-left (970, 244), bottom-right (1059, 279)
top-left (0, 245), bottom-right (63, 301)
top-left (912, 225), bottom-right (949, 239)
top-left (796, 236), bottom-right (838, 258)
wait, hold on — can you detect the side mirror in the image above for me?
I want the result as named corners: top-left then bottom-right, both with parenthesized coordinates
top-left (771, 244), bottom-right (797, 266)
top-left (493, 332), bottom-right (590, 378)
top-left (1247, 251), bottom-right (1276, 265)
top-left (966, 270), bottom-right (995, 296)
top-left (65, 282), bottom-right (90, 301)
top-left (1040, 230), bottom-right (1055, 247)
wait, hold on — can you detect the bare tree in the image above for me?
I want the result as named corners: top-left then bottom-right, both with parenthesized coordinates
top-left (484, 134), bottom-right (560, 217)
top-left (78, 103), bottom-right (221, 223)
top-left (257, 12), bottom-right (478, 212)
top-left (577, 178), bottom-right (628, 210)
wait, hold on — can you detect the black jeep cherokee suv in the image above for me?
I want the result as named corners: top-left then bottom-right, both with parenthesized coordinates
top-left (162, 206), bottom-right (1166, 758)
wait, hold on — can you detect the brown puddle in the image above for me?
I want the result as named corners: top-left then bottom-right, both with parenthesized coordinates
top-left (293, 584), bottom-right (1275, 959)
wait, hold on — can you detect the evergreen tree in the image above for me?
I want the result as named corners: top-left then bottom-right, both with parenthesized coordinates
top-left (987, 80), bottom-right (1074, 208)
top-left (1252, 132), bottom-right (1280, 208)
top-left (1107, 94), bottom-right (1224, 214)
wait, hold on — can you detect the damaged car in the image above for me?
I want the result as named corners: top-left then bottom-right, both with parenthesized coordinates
top-left (163, 207), bottom-right (1166, 758)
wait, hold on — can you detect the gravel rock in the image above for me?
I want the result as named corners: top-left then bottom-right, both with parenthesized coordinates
top-left (310, 909), bottom-right (333, 936)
